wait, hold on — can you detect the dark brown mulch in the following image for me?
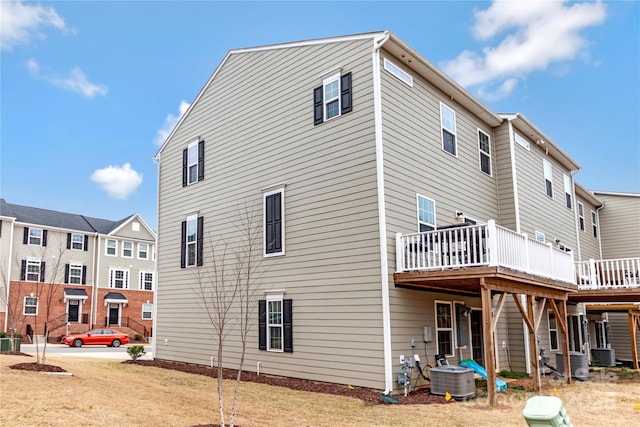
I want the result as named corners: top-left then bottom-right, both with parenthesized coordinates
top-left (5, 351), bottom-right (67, 373)
top-left (125, 359), bottom-right (456, 406)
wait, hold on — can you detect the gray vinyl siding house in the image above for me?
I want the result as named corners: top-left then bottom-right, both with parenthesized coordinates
top-left (591, 192), bottom-right (640, 259)
top-left (154, 31), bottom-right (639, 393)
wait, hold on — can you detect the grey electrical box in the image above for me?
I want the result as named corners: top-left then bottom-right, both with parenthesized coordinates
top-left (423, 326), bottom-right (432, 342)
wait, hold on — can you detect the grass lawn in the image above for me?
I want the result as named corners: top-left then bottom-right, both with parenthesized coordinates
top-left (1, 354), bottom-right (639, 426)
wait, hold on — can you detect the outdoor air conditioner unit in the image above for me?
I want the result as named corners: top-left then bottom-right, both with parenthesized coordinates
top-left (591, 348), bottom-right (616, 367)
top-left (556, 351), bottom-right (589, 381)
top-left (429, 365), bottom-right (475, 399)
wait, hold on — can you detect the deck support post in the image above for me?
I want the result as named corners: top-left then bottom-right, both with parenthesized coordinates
top-left (526, 295), bottom-right (541, 392)
top-left (630, 309), bottom-right (639, 370)
top-left (481, 279), bottom-right (497, 407)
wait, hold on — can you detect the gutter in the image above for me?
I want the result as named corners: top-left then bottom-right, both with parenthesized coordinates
top-left (571, 168), bottom-right (582, 261)
top-left (152, 155), bottom-right (161, 357)
top-left (372, 30), bottom-right (394, 395)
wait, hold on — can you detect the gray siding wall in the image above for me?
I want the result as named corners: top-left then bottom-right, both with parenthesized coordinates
top-left (575, 194), bottom-right (601, 261)
top-left (513, 133), bottom-right (577, 250)
top-left (155, 38), bottom-right (390, 389)
top-left (0, 219), bottom-right (13, 312)
top-left (377, 51), bottom-right (500, 377)
top-left (494, 122), bottom-right (517, 230)
top-left (607, 312), bottom-right (640, 361)
top-left (594, 194), bottom-right (640, 259)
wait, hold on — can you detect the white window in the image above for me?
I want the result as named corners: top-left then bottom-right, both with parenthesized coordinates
top-left (383, 58), bottom-right (413, 86)
top-left (535, 231), bottom-right (545, 243)
top-left (264, 187), bottom-right (285, 256)
top-left (267, 296), bottom-right (283, 352)
top-left (142, 303), bottom-right (153, 320)
top-left (323, 73), bottom-right (341, 120)
top-left (578, 202), bottom-right (585, 232)
top-left (122, 241), bottom-right (133, 258)
top-left (71, 233), bottom-right (84, 250)
top-left (26, 260), bottom-right (41, 282)
top-left (185, 215), bottom-right (198, 266)
top-left (435, 302), bottom-right (453, 356)
top-left (548, 310), bottom-right (559, 351)
top-left (478, 129), bottom-right (491, 175)
top-left (106, 239), bottom-right (117, 256)
top-left (543, 159), bottom-right (553, 198)
top-left (187, 140), bottom-right (199, 185)
top-left (139, 271), bottom-right (154, 291)
top-left (440, 103), bottom-right (457, 156)
top-left (109, 268), bottom-right (129, 289)
top-left (591, 211), bottom-right (598, 238)
top-left (69, 263), bottom-right (83, 284)
top-left (417, 194), bottom-right (436, 232)
top-left (28, 228), bottom-right (43, 245)
top-left (24, 296), bottom-right (38, 315)
top-left (138, 243), bottom-right (149, 260)
top-left (563, 175), bottom-right (572, 209)
top-left (514, 133), bottom-right (530, 150)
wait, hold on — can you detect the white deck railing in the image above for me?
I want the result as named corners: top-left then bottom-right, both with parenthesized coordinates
top-left (575, 258), bottom-right (640, 290)
top-left (396, 220), bottom-right (575, 283)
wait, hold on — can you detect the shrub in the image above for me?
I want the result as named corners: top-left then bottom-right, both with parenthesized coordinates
top-left (0, 332), bottom-right (6, 338)
top-left (127, 345), bottom-right (146, 361)
top-left (134, 333), bottom-right (144, 341)
top-left (14, 333), bottom-right (22, 338)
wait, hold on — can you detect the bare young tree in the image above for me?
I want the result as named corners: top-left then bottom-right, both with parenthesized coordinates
top-left (194, 203), bottom-right (262, 427)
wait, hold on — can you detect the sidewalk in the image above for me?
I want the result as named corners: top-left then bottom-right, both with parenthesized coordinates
top-left (19, 343), bottom-right (153, 361)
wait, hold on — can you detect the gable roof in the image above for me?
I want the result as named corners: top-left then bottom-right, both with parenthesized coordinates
top-left (154, 30), bottom-right (503, 159)
top-left (0, 199), bottom-right (152, 235)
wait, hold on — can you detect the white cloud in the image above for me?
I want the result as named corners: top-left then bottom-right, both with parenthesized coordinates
top-left (26, 58), bottom-right (107, 98)
top-left (154, 100), bottom-right (190, 146)
top-left (0, 0), bottom-right (73, 51)
top-left (442, 1), bottom-right (607, 100)
top-left (90, 163), bottom-right (143, 200)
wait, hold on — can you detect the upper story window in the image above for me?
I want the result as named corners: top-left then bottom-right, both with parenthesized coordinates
top-left (66, 263), bottom-right (85, 285)
top-left (24, 227), bottom-right (47, 246)
top-left (440, 103), bottom-right (457, 156)
top-left (543, 159), bottom-right (553, 198)
top-left (591, 211), bottom-right (598, 238)
top-left (264, 187), bottom-right (285, 256)
top-left (478, 129), bottom-right (492, 176)
top-left (138, 243), bottom-right (149, 260)
top-left (68, 233), bottom-right (87, 251)
top-left (139, 271), bottom-right (154, 291)
top-left (417, 194), bottom-right (436, 232)
top-left (578, 202), bottom-right (585, 231)
top-left (109, 268), bottom-right (129, 289)
top-left (383, 58), bottom-right (413, 87)
top-left (563, 175), bottom-right (572, 209)
top-left (535, 231), bottom-right (546, 243)
top-left (181, 215), bottom-right (203, 268)
top-left (313, 72), bottom-right (352, 125)
top-left (122, 241), bottom-right (133, 258)
top-left (182, 140), bottom-right (205, 186)
top-left (22, 259), bottom-right (45, 282)
top-left (24, 296), bottom-right (38, 315)
top-left (106, 239), bottom-right (117, 256)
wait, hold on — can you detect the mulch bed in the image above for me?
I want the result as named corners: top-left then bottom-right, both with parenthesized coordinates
top-left (6, 351), bottom-right (68, 373)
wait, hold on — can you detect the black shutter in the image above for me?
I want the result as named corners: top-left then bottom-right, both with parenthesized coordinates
top-left (313, 86), bottom-right (323, 125)
top-left (40, 261), bottom-right (46, 282)
top-left (258, 300), bottom-right (266, 350)
top-left (0, 220), bottom-right (3, 238)
top-left (84, 235), bottom-right (89, 251)
top-left (20, 260), bottom-right (26, 280)
top-left (180, 221), bottom-right (187, 268)
top-left (340, 72), bottom-right (352, 114)
top-left (64, 264), bottom-right (70, 284)
top-left (42, 230), bottom-right (47, 247)
top-left (82, 266), bottom-right (87, 284)
top-left (67, 233), bottom-right (72, 249)
top-left (197, 140), bottom-right (205, 182)
top-left (23, 227), bottom-right (29, 244)
top-left (196, 216), bottom-right (204, 267)
top-left (265, 193), bottom-right (282, 254)
top-left (283, 298), bottom-right (293, 353)
top-left (182, 148), bottom-right (188, 187)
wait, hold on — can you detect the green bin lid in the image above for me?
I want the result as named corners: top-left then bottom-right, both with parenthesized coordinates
top-left (522, 396), bottom-right (563, 419)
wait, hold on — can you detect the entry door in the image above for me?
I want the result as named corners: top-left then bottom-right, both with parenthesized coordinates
top-left (68, 300), bottom-right (80, 322)
top-left (108, 304), bottom-right (120, 325)
top-left (470, 310), bottom-right (484, 366)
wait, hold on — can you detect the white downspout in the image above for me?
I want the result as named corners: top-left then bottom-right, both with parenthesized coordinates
top-left (595, 205), bottom-right (604, 260)
top-left (507, 120), bottom-right (521, 233)
top-left (372, 31), bottom-right (393, 394)
top-left (152, 155), bottom-right (161, 357)
top-left (4, 219), bottom-right (15, 333)
top-left (93, 233), bottom-right (100, 328)
top-left (571, 169), bottom-right (582, 261)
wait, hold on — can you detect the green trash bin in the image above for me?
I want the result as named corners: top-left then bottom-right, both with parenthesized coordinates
top-left (522, 396), bottom-right (573, 427)
top-left (0, 338), bottom-right (10, 352)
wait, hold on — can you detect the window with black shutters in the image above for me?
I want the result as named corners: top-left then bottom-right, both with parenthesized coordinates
top-left (313, 72), bottom-right (352, 125)
top-left (181, 215), bottom-right (203, 267)
top-left (259, 297), bottom-right (292, 352)
top-left (183, 139), bottom-right (205, 186)
top-left (264, 188), bottom-right (284, 256)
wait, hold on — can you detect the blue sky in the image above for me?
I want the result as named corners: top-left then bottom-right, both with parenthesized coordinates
top-left (1, 1), bottom-right (638, 231)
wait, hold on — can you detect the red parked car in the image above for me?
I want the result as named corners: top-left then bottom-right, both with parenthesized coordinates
top-left (61, 329), bottom-right (130, 348)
